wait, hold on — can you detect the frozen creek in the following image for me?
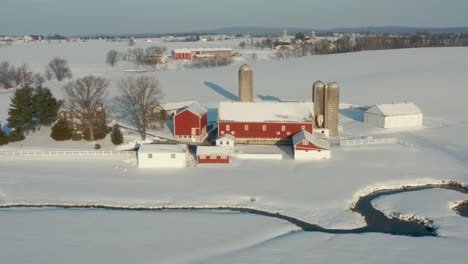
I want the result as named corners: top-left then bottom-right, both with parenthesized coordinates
top-left (1, 182), bottom-right (467, 237)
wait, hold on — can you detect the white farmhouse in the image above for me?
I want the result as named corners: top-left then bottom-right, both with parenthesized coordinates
top-left (292, 130), bottom-right (331, 160)
top-left (138, 144), bottom-right (187, 168)
top-left (364, 102), bottom-right (423, 129)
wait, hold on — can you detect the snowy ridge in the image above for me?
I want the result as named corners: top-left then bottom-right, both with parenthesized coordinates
top-left (349, 179), bottom-right (466, 208)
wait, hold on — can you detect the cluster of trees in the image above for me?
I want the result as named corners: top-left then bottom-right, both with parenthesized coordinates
top-left (192, 55), bottom-right (234, 68)
top-left (0, 57), bottom-right (72, 89)
top-left (6, 85), bottom-right (58, 141)
top-left (107, 46), bottom-right (168, 69)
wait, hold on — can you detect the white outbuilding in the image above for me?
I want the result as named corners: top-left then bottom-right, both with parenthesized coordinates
top-left (138, 144), bottom-right (187, 168)
top-left (364, 102), bottom-right (423, 129)
top-left (215, 134), bottom-right (235, 149)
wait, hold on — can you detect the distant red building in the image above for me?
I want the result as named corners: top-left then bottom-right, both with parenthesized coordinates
top-left (196, 146), bottom-right (231, 164)
top-left (173, 102), bottom-right (208, 142)
top-left (172, 48), bottom-right (234, 61)
top-left (57, 105), bottom-right (106, 131)
top-left (217, 102), bottom-right (314, 144)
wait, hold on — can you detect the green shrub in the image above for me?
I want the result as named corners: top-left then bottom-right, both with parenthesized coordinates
top-left (111, 124), bottom-right (124, 145)
top-left (94, 143), bottom-right (101, 150)
top-left (50, 120), bottom-right (72, 141)
top-left (8, 130), bottom-right (25, 143)
top-left (71, 131), bottom-right (82, 141)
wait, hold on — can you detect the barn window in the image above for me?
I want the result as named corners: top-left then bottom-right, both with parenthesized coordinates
top-left (210, 155), bottom-right (216, 159)
top-left (148, 154), bottom-right (153, 159)
top-left (301, 125), bottom-right (306, 130)
top-left (226, 141), bottom-right (230, 145)
top-left (221, 131), bottom-right (225, 134)
top-left (303, 140), bottom-right (308, 145)
top-left (244, 125), bottom-right (249, 131)
top-left (221, 156), bottom-right (227, 159)
top-left (276, 131), bottom-right (280, 135)
top-left (262, 125), bottom-right (267, 131)
top-left (200, 155), bottom-right (206, 159)
top-left (232, 131), bottom-right (235, 135)
top-left (171, 154), bottom-right (176, 159)
top-left (226, 125), bottom-right (230, 131)
top-left (219, 141), bottom-right (223, 145)
top-left (281, 125), bottom-right (286, 131)
top-left (287, 132), bottom-right (291, 135)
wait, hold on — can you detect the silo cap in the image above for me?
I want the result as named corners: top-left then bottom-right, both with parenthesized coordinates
top-left (239, 64), bottom-right (253, 71)
top-left (313, 80), bottom-right (326, 88)
top-left (327, 82), bottom-right (339, 89)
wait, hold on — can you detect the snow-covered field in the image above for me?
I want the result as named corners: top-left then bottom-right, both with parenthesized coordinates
top-left (1, 40), bottom-right (468, 263)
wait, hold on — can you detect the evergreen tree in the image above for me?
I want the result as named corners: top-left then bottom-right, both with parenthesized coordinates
top-left (32, 86), bottom-right (58, 127)
top-left (50, 119), bottom-right (72, 141)
top-left (111, 124), bottom-right (124, 145)
top-left (8, 130), bottom-right (25, 142)
top-left (71, 131), bottom-right (82, 141)
top-left (7, 86), bottom-right (34, 134)
top-left (0, 124), bottom-right (8, 146)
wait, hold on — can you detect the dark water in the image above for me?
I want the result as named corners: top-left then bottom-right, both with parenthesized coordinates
top-left (454, 202), bottom-right (468, 217)
top-left (1, 183), bottom-right (467, 237)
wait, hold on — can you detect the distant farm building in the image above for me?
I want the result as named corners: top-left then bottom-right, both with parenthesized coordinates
top-left (364, 102), bottom-right (423, 128)
top-left (57, 104), bottom-right (107, 131)
top-left (196, 146), bottom-right (231, 164)
top-left (138, 144), bottom-right (187, 168)
top-left (156, 101), bottom-right (197, 117)
top-left (173, 102), bottom-right (208, 142)
top-left (292, 130), bottom-right (331, 160)
top-left (172, 48), bottom-right (234, 60)
top-left (218, 101), bottom-right (314, 145)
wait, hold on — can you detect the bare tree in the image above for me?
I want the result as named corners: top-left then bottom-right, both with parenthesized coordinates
top-left (106, 50), bottom-right (120, 67)
top-left (249, 53), bottom-right (258, 62)
top-left (0, 61), bottom-right (15, 88)
top-left (128, 37), bottom-right (136, 46)
top-left (13, 64), bottom-right (33, 88)
top-left (115, 76), bottom-right (163, 140)
top-left (47, 57), bottom-right (72, 81)
top-left (63, 76), bottom-right (109, 141)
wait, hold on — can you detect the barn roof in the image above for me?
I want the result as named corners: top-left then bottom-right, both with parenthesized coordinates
top-left (139, 144), bottom-right (186, 154)
top-left (218, 101), bottom-right (314, 123)
top-left (176, 102), bottom-right (208, 117)
top-left (172, 47), bottom-right (233, 53)
top-left (366, 102), bottom-right (422, 117)
top-left (159, 101), bottom-right (196, 111)
top-left (292, 130), bottom-right (330, 150)
top-left (197, 146), bottom-right (231, 156)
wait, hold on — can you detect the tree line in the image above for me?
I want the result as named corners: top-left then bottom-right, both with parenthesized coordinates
top-left (0, 57), bottom-right (72, 89)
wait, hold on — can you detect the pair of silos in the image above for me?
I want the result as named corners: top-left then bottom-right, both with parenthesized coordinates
top-left (313, 81), bottom-right (339, 137)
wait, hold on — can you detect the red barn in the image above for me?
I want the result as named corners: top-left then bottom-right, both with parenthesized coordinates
top-left (172, 49), bottom-right (192, 60)
top-left (292, 130), bottom-right (331, 160)
top-left (197, 146), bottom-right (231, 164)
top-left (218, 102), bottom-right (314, 144)
top-left (173, 102), bottom-right (208, 142)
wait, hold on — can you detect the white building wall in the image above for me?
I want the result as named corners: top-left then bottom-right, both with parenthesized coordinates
top-left (138, 152), bottom-right (187, 168)
top-left (384, 114), bottom-right (423, 128)
top-left (365, 113), bottom-right (423, 128)
top-left (294, 149), bottom-right (331, 160)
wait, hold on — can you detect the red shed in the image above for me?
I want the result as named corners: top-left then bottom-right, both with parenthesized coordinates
top-left (218, 101), bottom-right (314, 145)
top-left (173, 102), bottom-right (208, 142)
top-left (197, 146), bottom-right (231, 164)
top-left (172, 49), bottom-right (192, 60)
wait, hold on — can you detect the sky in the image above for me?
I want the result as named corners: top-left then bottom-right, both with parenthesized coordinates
top-left (1, 0), bottom-right (468, 35)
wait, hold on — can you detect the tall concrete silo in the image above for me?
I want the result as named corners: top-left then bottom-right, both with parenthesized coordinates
top-left (312, 81), bottom-right (340, 136)
top-left (324, 82), bottom-right (340, 136)
top-left (313, 80), bottom-right (326, 128)
top-left (239, 64), bottom-right (253, 102)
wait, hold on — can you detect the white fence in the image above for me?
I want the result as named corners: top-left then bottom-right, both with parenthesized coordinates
top-left (0, 151), bottom-right (136, 160)
top-left (340, 137), bottom-right (413, 147)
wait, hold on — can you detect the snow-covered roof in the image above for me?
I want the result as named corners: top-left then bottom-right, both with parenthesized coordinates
top-left (218, 102), bottom-right (314, 123)
top-left (216, 134), bottom-right (235, 140)
top-left (159, 101), bottom-right (196, 111)
top-left (172, 47), bottom-right (233, 53)
top-left (292, 130), bottom-right (330, 150)
top-left (366, 102), bottom-right (422, 117)
top-left (197, 146), bottom-right (231, 156)
top-left (139, 144), bottom-right (186, 154)
top-left (176, 102), bottom-right (208, 117)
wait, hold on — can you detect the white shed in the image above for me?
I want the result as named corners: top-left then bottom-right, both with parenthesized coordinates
top-left (292, 130), bottom-right (331, 160)
top-left (365, 102), bottom-right (423, 129)
top-left (138, 144), bottom-right (187, 168)
top-left (215, 134), bottom-right (235, 149)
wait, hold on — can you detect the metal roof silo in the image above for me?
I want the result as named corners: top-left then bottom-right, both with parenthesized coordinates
top-left (324, 82), bottom-right (340, 136)
top-left (239, 64), bottom-right (253, 102)
top-left (313, 80), bottom-right (326, 128)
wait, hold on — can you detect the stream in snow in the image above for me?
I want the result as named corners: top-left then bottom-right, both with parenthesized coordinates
top-left (1, 183), bottom-right (467, 237)
top-left (454, 202), bottom-right (468, 217)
